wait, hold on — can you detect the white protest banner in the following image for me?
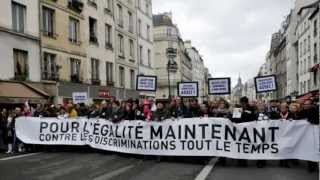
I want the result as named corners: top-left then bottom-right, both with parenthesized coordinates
top-left (136, 75), bottom-right (157, 91)
top-left (208, 78), bottom-right (231, 95)
top-left (178, 82), bottom-right (199, 97)
top-left (16, 117), bottom-right (320, 162)
top-left (254, 75), bottom-right (277, 93)
top-left (72, 92), bottom-right (88, 104)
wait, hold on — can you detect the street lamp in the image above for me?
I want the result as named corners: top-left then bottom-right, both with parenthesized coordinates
top-left (166, 47), bottom-right (178, 101)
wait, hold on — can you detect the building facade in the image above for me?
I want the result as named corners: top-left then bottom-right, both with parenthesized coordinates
top-left (242, 79), bottom-right (256, 102)
top-left (185, 40), bottom-right (205, 103)
top-left (0, 0), bottom-right (41, 82)
top-left (113, 0), bottom-right (139, 100)
top-left (297, 1), bottom-right (319, 96)
top-left (136, 0), bottom-right (155, 98)
top-left (153, 13), bottom-right (193, 100)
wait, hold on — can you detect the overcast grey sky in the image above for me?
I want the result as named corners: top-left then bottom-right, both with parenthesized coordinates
top-left (153, 0), bottom-right (295, 86)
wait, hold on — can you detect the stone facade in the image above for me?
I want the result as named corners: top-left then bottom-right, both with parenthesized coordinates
top-left (136, 0), bottom-right (155, 98)
top-left (0, 0), bottom-right (41, 82)
top-left (153, 13), bottom-right (193, 100)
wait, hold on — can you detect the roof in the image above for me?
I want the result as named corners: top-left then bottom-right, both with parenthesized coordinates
top-left (153, 14), bottom-right (174, 26)
top-left (297, 0), bottom-right (320, 15)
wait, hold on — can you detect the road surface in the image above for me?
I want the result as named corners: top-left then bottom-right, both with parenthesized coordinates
top-left (0, 151), bottom-right (318, 180)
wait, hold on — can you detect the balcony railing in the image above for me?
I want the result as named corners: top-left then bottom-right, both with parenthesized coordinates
top-left (42, 72), bottom-right (59, 81)
top-left (42, 30), bottom-right (58, 39)
top-left (91, 79), bottom-right (101, 85)
top-left (89, 35), bottom-right (98, 44)
top-left (70, 74), bottom-right (81, 83)
top-left (14, 73), bottom-right (28, 81)
top-left (105, 42), bottom-right (113, 50)
top-left (154, 33), bottom-right (179, 41)
top-left (68, 0), bottom-right (84, 13)
top-left (107, 81), bottom-right (114, 86)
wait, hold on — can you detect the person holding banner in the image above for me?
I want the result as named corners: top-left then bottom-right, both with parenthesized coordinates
top-left (111, 101), bottom-right (125, 123)
top-left (254, 102), bottom-right (269, 168)
top-left (152, 101), bottom-right (169, 122)
top-left (288, 102), bottom-right (302, 120)
top-left (190, 99), bottom-right (202, 118)
top-left (67, 104), bottom-right (78, 118)
top-left (211, 99), bottom-right (231, 118)
top-left (235, 97), bottom-right (255, 167)
top-left (123, 102), bottom-right (135, 120)
top-left (301, 99), bottom-right (320, 172)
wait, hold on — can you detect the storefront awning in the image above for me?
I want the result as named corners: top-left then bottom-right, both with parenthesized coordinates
top-left (297, 90), bottom-right (319, 103)
top-left (0, 81), bottom-right (49, 104)
top-left (310, 63), bottom-right (320, 72)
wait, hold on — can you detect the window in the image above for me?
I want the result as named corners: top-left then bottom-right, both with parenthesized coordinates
top-left (118, 34), bottom-right (124, 55)
top-left (119, 66), bottom-right (125, 87)
top-left (88, 0), bottom-right (97, 8)
top-left (129, 39), bottom-right (134, 58)
top-left (70, 58), bottom-right (81, 83)
top-left (138, 19), bottom-right (142, 36)
top-left (12, 2), bottom-right (26, 33)
top-left (139, 45), bottom-right (143, 64)
top-left (137, 0), bottom-right (141, 8)
top-left (314, 20), bottom-right (318, 37)
top-left (304, 39), bottom-right (306, 54)
top-left (147, 25), bottom-right (150, 40)
top-left (147, 49), bottom-right (151, 67)
top-left (106, 62), bottom-right (113, 83)
top-left (145, 0), bottom-right (149, 15)
top-left (130, 69), bottom-right (135, 89)
top-left (117, 5), bottom-right (123, 27)
top-left (13, 49), bottom-right (28, 80)
top-left (105, 24), bottom-right (112, 48)
top-left (89, 17), bottom-right (98, 43)
top-left (91, 58), bottom-right (100, 82)
top-left (314, 43), bottom-right (318, 63)
top-left (303, 59), bottom-right (306, 74)
top-left (314, 71), bottom-right (318, 86)
top-left (300, 42), bottom-right (302, 57)
top-left (42, 52), bottom-right (57, 81)
top-left (105, 0), bottom-right (112, 10)
top-left (69, 17), bottom-right (79, 44)
top-left (128, 11), bottom-right (133, 33)
top-left (42, 7), bottom-right (55, 37)
top-left (307, 35), bottom-right (311, 52)
top-left (167, 28), bottom-right (172, 36)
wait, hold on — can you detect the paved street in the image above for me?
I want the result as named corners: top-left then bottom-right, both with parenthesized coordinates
top-left (0, 151), bottom-right (318, 180)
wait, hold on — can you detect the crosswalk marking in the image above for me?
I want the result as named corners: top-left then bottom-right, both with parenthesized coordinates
top-left (93, 164), bottom-right (135, 180)
top-left (195, 157), bottom-right (219, 180)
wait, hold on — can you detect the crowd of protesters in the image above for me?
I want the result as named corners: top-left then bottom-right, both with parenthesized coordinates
top-left (0, 96), bottom-right (318, 172)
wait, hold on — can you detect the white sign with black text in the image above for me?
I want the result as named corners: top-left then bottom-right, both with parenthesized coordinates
top-left (208, 78), bottom-right (231, 95)
top-left (254, 75), bottom-right (277, 93)
top-left (72, 92), bottom-right (88, 105)
top-left (178, 82), bottom-right (199, 97)
top-left (136, 75), bottom-right (157, 92)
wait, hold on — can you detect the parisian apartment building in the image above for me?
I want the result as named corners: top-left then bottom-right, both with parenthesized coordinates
top-left (153, 12), bottom-right (193, 100)
top-left (0, 0), bottom-right (159, 106)
top-left (0, 0), bottom-right (211, 106)
top-left (258, 0), bottom-right (319, 101)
